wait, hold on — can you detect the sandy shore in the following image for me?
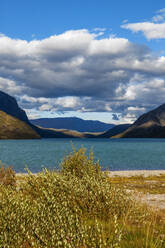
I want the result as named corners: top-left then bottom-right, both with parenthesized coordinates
top-left (107, 170), bottom-right (165, 177)
top-left (16, 170), bottom-right (165, 177)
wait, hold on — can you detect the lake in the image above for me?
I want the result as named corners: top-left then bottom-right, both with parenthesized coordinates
top-left (1, 138), bottom-right (165, 173)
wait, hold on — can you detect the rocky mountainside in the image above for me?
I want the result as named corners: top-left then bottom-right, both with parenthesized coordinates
top-left (30, 117), bottom-right (114, 133)
top-left (114, 104), bottom-right (165, 138)
top-left (0, 91), bottom-right (28, 123)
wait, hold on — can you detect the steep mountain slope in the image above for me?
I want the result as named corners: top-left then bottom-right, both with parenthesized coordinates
top-left (113, 104), bottom-right (165, 138)
top-left (0, 111), bottom-right (40, 139)
top-left (30, 117), bottom-right (114, 133)
top-left (134, 103), bottom-right (165, 127)
top-left (0, 91), bottom-right (28, 122)
top-left (0, 91), bottom-right (86, 139)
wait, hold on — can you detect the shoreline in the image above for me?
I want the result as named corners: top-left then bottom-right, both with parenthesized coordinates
top-left (16, 170), bottom-right (165, 177)
top-left (107, 170), bottom-right (165, 177)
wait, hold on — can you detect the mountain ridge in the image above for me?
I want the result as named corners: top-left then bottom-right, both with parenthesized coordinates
top-left (2, 90), bottom-right (165, 139)
top-left (30, 117), bottom-right (115, 133)
top-left (113, 104), bottom-right (165, 138)
top-left (0, 91), bottom-right (105, 138)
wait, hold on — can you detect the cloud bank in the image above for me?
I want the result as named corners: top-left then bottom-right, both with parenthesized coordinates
top-left (0, 29), bottom-right (165, 122)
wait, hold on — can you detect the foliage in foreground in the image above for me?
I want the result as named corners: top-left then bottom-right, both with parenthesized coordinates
top-left (0, 164), bottom-right (16, 187)
top-left (0, 148), bottom-right (165, 247)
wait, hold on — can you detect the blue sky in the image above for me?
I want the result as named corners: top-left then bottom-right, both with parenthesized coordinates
top-left (1, 0), bottom-right (164, 46)
top-left (0, 0), bottom-right (165, 123)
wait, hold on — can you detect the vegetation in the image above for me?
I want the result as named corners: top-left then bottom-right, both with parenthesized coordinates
top-left (0, 110), bottom-right (40, 139)
top-left (108, 175), bottom-right (165, 194)
top-left (0, 165), bottom-right (16, 187)
top-left (0, 148), bottom-right (165, 247)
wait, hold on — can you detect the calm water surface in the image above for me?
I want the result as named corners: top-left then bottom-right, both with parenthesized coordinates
top-left (0, 138), bottom-right (165, 172)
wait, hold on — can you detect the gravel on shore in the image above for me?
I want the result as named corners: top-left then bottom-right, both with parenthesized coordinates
top-left (107, 170), bottom-right (165, 177)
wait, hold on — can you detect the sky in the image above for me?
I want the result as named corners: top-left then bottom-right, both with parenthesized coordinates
top-left (0, 0), bottom-right (165, 123)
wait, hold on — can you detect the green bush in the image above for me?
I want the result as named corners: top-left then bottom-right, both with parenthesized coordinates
top-left (0, 148), bottom-right (164, 247)
top-left (61, 147), bottom-right (101, 179)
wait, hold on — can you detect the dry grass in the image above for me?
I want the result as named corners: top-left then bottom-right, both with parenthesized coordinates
top-left (1, 150), bottom-right (165, 247)
top-left (0, 110), bottom-right (40, 139)
top-left (108, 174), bottom-right (165, 194)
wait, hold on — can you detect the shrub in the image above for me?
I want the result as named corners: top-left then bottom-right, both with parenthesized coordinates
top-left (0, 165), bottom-right (16, 187)
top-left (0, 170), bottom-right (124, 247)
top-left (0, 148), bottom-right (164, 247)
top-left (61, 147), bottom-right (131, 219)
top-left (61, 147), bottom-right (101, 179)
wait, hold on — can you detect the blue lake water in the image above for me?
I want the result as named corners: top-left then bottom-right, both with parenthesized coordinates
top-left (1, 138), bottom-right (165, 173)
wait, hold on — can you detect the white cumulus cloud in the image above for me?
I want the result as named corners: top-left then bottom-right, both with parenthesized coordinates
top-left (122, 22), bottom-right (165, 40)
top-left (0, 29), bottom-right (165, 122)
top-left (121, 8), bottom-right (165, 40)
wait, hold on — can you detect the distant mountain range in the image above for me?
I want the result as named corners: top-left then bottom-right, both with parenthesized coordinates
top-left (30, 117), bottom-right (115, 133)
top-left (1, 90), bottom-right (165, 139)
top-left (0, 91), bottom-right (115, 139)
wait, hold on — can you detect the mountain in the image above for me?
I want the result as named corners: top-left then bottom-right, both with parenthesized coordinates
top-left (0, 110), bottom-right (40, 139)
top-left (113, 104), bottom-right (165, 138)
top-left (0, 91), bottom-right (99, 139)
top-left (0, 91), bottom-right (40, 139)
top-left (0, 91), bottom-right (28, 123)
top-left (30, 117), bottom-right (115, 133)
top-left (98, 124), bottom-right (131, 138)
top-left (34, 127), bottom-right (99, 138)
